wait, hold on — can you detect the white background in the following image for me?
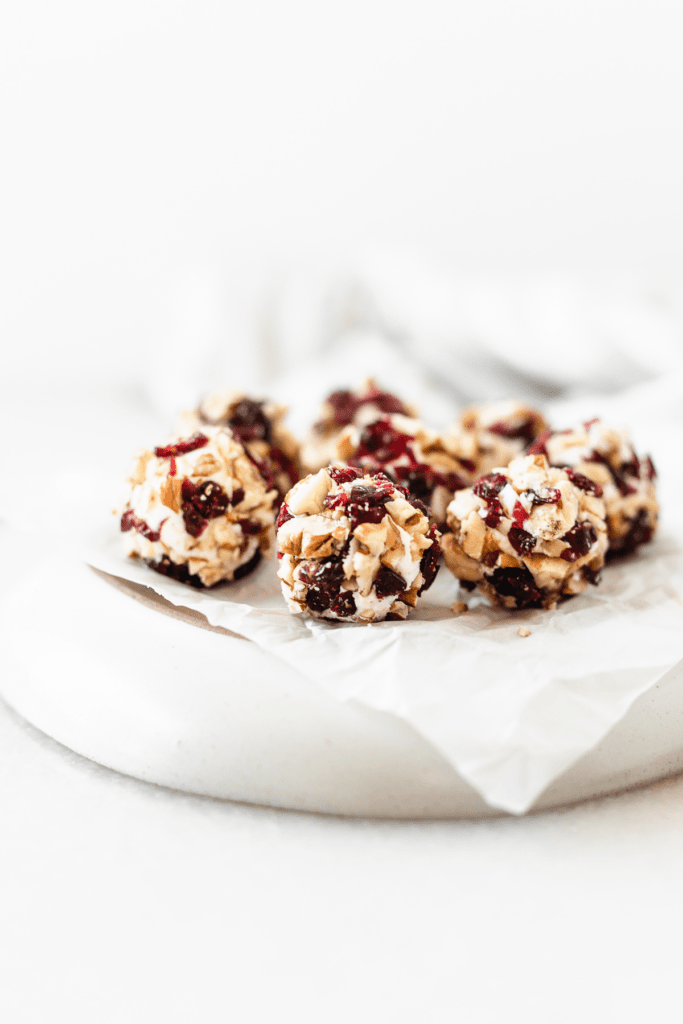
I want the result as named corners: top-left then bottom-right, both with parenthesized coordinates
top-left (2, 4), bottom-right (683, 1021)
top-left (2, 1), bottom-right (683, 387)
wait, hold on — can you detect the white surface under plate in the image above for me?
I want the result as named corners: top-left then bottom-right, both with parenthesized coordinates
top-left (3, 549), bottom-right (683, 819)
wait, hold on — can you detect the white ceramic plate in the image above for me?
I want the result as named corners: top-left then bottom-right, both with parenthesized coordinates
top-left (2, 551), bottom-right (683, 818)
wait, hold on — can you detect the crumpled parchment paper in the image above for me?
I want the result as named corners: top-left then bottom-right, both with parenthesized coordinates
top-left (84, 518), bottom-right (683, 814)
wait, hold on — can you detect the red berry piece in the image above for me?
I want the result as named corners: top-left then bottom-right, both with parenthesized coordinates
top-left (418, 524), bottom-right (441, 594)
top-left (560, 522), bottom-right (597, 562)
top-left (327, 465), bottom-right (362, 485)
top-left (473, 473), bottom-right (508, 500)
top-left (508, 526), bottom-right (535, 556)
top-left (526, 431), bottom-right (552, 457)
top-left (120, 509), bottom-right (165, 542)
top-left (120, 509), bottom-right (135, 532)
top-left (227, 399), bottom-right (272, 444)
top-left (512, 501), bottom-right (528, 528)
top-left (326, 390), bottom-right (360, 428)
top-left (345, 482), bottom-right (394, 527)
top-left (615, 509), bottom-right (654, 556)
top-left (565, 469), bottom-right (603, 497)
top-left (488, 567), bottom-right (542, 608)
top-left (154, 433), bottom-right (209, 458)
top-left (300, 558), bottom-right (346, 613)
top-left (330, 591), bottom-right (357, 617)
top-left (522, 487), bottom-right (561, 506)
top-left (374, 565), bottom-right (406, 598)
top-left (483, 499), bottom-right (504, 529)
top-left (276, 502), bottom-right (294, 530)
top-left (362, 386), bottom-right (408, 417)
top-left (488, 415), bottom-right (539, 446)
top-left (180, 478), bottom-right (235, 538)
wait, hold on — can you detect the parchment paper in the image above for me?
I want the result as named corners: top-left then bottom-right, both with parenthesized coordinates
top-left (84, 518), bottom-right (683, 815)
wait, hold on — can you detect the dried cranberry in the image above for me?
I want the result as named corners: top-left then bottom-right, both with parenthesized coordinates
top-left (180, 478), bottom-right (233, 538)
top-left (120, 509), bottom-right (135, 532)
top-left (120, 509), bottom-right (165, 542)
top-left (362, 387), bottom-right (408, 417)
top-left (276, 502), bottom-right (294, 530)
top-left (301, 557), bottom-right (346, 613)
top-left (526, 431), bottom-right (552, 457)
top-left (644, 456), bottom-right (657, 480)
top-left (622, 452), bottom-right (641, 479)
top-left (154, 433), bottom-right (208, 458)
top-left (323, 492), bottom-right (349, 514)
top-left (325, 390), bottom-right (359, 428)
top-left (330, 591), bottom-right (357, 618)
top-left (583, 418), bottom-right (599, 431)
top-left (242, 447), bottom-right (277, 493)
top-left (473, 473), bottom-right (508, 500)
top-left (565, 469), bottom-right (603, 497)
top-left (374, 565), bottom-right (406, 598)
top-left (522, 487), bottom-right (562, 506)
top-left (241, 520), bottom-right (262, 535)
top-left (508, 526), bottom-right (535, 556)
top-left (560, 521), bottom-right (597, 562)
top-left (356, 419), bottom-right (412, 464)
top-left (488, 415), bottom-right (539, 446)
top-left (228, 399), bottom-right (272, 444)
top-left (418, 524), bottom-right (441, 594)
top-left (169, 457), bottom-right (177, 477)
top-left (488, 567), bottom-right (542, 608)
top-left (614, 509), bottom-right (654, 556)
top-left (390, 466), bottom-right (428, 503)
top-left (410, 496), bottom-right (432, 520)
top-left (345, 482), bottom-right (395, 527)
top-left (147, 548), bottom-right (261, 587)
top-left (182, 506), bottom-right (207, 538)
top-left (319, 387), bottom-right (408, 432)
top-left (268, 446), bottom-right (299, 490)
top-left (589, 450), bottom-right (636, 497)
top-left (483, 499), bottom-right (504, 529)
top-left (512, 501), bottom-right (528, 528)
top-left (327, 465), bottom-right (362, 486)
top-left (146, 556), bottom-right (205, 588)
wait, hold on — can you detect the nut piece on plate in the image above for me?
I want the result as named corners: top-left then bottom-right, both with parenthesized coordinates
top-left (441, 453), bottom-right (608, 610)
top-left (176, 389), bottom-right (301, 503)
top-left (441, 399), bottom-right (549, 481)
top-left (529, 418), bottom-right (658, 555)
top-left (301, 378), bottom-right (415, 474)
top-left (120, 427), bottom-right (277, 588)
top-left (277, 465), bottom-right (441, 622)
top-left (335, 414), bottom-right (473, 526)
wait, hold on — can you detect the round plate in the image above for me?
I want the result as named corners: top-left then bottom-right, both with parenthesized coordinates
top-left (3, 552), bottom-right (683, 818)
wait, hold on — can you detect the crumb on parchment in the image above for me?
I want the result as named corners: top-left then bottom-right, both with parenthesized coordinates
top-left (518, 626), bottom-right (531, 637)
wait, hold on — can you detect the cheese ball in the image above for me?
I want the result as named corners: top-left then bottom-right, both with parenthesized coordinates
top-left (277, 466), bottom-right (441, 622)
top-left (120, 427), bottom-right (277, 587)
top-left (301, 378), bottom-right (415, 473)
top-left (442, 399), bottom-right (549, 480)
top-left (529, 418), bottom-right (658, 555)
top-left (335, 414), bottom-right (472, 526)
top-left (441, 453), bottom-right (608, 610)
top-left (176, 389), bottom-right (301, 503)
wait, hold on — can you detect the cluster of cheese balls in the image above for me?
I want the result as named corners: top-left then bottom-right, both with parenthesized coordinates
top-left (119, 382), bottom-right (658, 619)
